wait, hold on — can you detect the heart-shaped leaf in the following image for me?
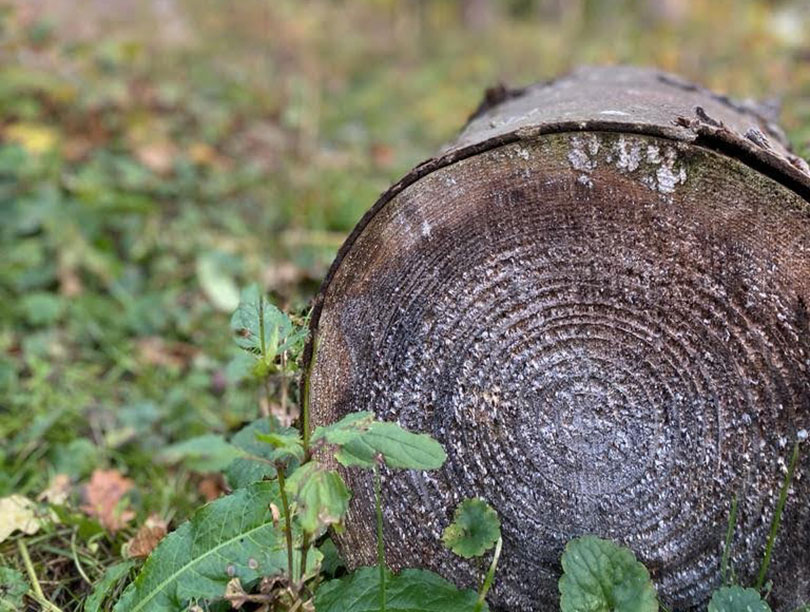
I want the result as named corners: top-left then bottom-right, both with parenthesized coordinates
top-left (708, 587), bottom-right (771, 612)
top-left (442, 498), bottom-right (500, 558)
top-left (559, 536), bottom-right (658, 612)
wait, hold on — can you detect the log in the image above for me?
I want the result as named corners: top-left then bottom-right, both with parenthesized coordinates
top-left (304, 66), bottom-right (810, 610)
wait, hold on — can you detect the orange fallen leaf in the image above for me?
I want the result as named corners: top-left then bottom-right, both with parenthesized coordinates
top-left (126, 514), bottom-right (168, 559)
top-left (198, 474), bottom-right (226, 501)
top-left (81, 469), bottom-right (136, 533)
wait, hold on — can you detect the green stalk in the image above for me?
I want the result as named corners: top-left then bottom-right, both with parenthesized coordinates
top-left (276, 465), bottom-right (295, 582)
top-left (721, 494), bottom-right (738, 585)
top-left (375, 462), bottom-right (386, 612)
top-left (756, 440), bottom-right (801, 591)
top-left (299, 531), bottom-right (311, 587)
top-left (18, 539), bottom-right (64, 612)
top-left (474, 536), bottom-right (502, 612)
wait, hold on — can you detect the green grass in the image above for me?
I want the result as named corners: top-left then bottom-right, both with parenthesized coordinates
top-left (1, 0), bottom-right (809, 608)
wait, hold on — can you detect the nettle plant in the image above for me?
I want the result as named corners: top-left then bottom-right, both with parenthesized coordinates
top-left (110, 286), bottom-right (502, 612)
top-left (107, 285), bottom-right (807, 612)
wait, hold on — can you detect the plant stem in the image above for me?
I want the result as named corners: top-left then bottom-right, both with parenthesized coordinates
top-left (721, 494), bottom-right (738, 585)
top-left (18, 539), bottom-right (64, 612)
top-left (375, 462), bottom-right (386, 612)
top-left (258, 291), bottom-right (274, 430)
top-left (299, 531), bottom-right (311, 587)
top-left (474, 536), bottom-right (502, 612)
top-left (756, 440), bottom-right (801, 591)
top-left (276, 465), bottom-right (295, 583)
top-left (281, 351), bottom-right (289, 417)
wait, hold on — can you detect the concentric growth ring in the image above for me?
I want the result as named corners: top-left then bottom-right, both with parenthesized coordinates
top-left (307, 115), bottom-right (810, 610)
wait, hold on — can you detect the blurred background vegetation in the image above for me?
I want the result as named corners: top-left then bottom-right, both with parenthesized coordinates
top-left (1, 0), bottom-right (809, 608)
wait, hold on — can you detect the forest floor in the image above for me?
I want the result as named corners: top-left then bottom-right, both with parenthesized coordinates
top-left (1, 0), bottom-right (810, 609)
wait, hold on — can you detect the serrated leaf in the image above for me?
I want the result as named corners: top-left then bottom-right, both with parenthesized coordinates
top-left (285, 462), bottom-right (350, 533)
top-left (315, 566), bottom-right (484, 612)
top-left (159, 434), bottom-right (246, 472)
top-left (708, 587), bottom-right (771, 612)
top-left (224, 419), bottom-right (278, 489)
top-left (84, 561), bottom-right (134, 612)
top-left (559, 536), bottom-right (658, 612)
top-left (230, 284), bottom-right (308, 360)
top-left (255, 430), bottom-right (305, 465)
top-left (0, 567), bottom-right (28, 611)
top-left (114, 480), bottom-right (312, 612)
top-left (442, 498), bottom-right (500, 558)
top-left (332, 420), bottom-right (446, 471)
top-left (312, 411), bottom-right (375, 446)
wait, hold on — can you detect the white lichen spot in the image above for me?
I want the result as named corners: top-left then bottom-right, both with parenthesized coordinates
top-left (799, 429), bottom-right (808, 442)
top-left (614, 136), bottom-right (642, 172)
top-left (577, 174), bottom-right (594, 188)
top-left (568, 135), bottom-right (599, 176)
top-left (516, 147), bottom-right (530, 160)
top-left (421, 220), bottom-right (432, 238)
top-left (655, 148), bottom-right (687, 194)
top-left (646, 145), bottom-right (662, 164)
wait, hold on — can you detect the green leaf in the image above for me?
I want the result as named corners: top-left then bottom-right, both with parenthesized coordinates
top-left (0, 566), bottom-right (28, 612)
top-left (229, 284), bottom-right (307, 360)
top-left (323, 417), bottom-right (446, 471)
top-left (442, 498), bottom-right (500, 558)
top-left (318, 538), bottom-right (345, 578)
top-left (315, 566), bottom-right (484, 612)
top-left (158, 434), bottom-right (246, 472)
top-left (196, 251), bottom-right (240, 313)
top-left (114, 481), bottom-right (310, 612)
top-left (285, 462), bottom-right (350, 533)
top-left (707, 587), bottom-right (772, 612)
top-left (224, 419), bottom-right (278, 489)
top-left (84, 561), bottom-right (134, 612)
top-left (559, 536), bottom-right (658, 612)
top-left (255, 429), bottom-right (305, 465)
top-left (312, 411), bottom-right (375, 446)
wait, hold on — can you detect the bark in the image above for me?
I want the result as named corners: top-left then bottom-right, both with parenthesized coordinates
top-left (305, 66), bottom-right (810, 611)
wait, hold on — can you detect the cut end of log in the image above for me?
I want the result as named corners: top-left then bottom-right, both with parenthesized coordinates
top-left (306, 67), bottom-right (810, 611)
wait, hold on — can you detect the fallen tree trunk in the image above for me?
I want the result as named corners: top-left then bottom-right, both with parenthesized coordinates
top-left (305, 66), bottom-right (810, 610)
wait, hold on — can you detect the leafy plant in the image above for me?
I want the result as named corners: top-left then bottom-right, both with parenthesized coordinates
top-left (442, 498), bottom-right (502, 612)
top-left (558, 536), bottom-right (658, 612)
top-left (708, 586), bottom-right (771, 612)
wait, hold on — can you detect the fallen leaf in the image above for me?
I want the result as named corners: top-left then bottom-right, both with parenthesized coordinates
top-left (135, 142), bottom-right (176, 174)
top-left (4, 123), bottom-right (59, 154)
top-left (225, 577), bottom-right (248, 609)
top-left (125, 514), bottom-right (168, 559)
top-left (136, 336), bottom-right (197, 369)
top-left (198, 474), bottom-right (226, 501)
top-left (0, 495), bottom-right (43, 542)
top-left (38, 474), bottom-right (72, 505)
top-left (81, 469), bottom-right (136, 533)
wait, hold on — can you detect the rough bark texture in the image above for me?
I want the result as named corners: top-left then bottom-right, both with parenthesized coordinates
top-left (305, 66), bottom-right (810, 611)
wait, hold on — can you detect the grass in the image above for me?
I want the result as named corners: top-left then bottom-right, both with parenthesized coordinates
top-left (1, 0), bottom-right (809, 609)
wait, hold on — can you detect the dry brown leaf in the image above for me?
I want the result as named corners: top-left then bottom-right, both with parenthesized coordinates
top-left (38, 474), bottom-right (72, 505)
top-left (81, 469), bottom-right (136, 533)
top-left (135, 142), bottom-right (176, 174)
top-left (198, 474), bottom-right (226, 501)
top-left (125, 514), bottom-right (168, 559)
top-left (269, 503), bottom-right (281, 527)
top-left (224, 577), bottom-right (248, 609)
top-left (136, 336), bottom-right (197, 369)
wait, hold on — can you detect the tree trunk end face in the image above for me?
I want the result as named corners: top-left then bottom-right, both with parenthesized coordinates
top-left (306, 68), bottom-right (810, 611)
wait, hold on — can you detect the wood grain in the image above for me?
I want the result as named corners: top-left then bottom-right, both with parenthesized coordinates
top-left (305, 67), bottom-right (810, 611)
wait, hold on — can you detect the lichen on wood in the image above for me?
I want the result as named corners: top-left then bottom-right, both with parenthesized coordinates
top-left (305, 67), bottom-right (810, 611)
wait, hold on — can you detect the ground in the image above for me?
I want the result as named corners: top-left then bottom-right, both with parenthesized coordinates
top-left (1, 0), bottom-right (809, 609)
